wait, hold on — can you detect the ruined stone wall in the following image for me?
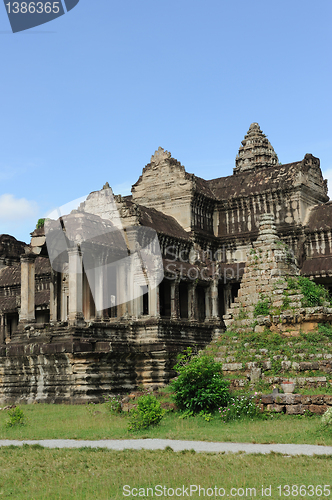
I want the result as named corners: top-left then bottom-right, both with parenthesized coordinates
top-left (0, 319), bottom-right (219, 404)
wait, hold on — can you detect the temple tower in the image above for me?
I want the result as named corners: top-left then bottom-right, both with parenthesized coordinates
top-left (234, 122), bottom-right (279, 174)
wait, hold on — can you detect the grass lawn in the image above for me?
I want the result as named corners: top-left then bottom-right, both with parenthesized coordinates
top-left (0, 447), bottom-right (332, 499)
top-left (1, 405), bottom-right (332, 499)
top-left (1, 403), bottom-right (332, 446)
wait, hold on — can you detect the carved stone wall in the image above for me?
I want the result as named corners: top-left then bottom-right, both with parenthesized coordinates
top-left (131, 148), bottom-right (194, 232)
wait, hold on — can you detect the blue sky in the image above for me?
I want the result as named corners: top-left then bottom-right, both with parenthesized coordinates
top-left (0, 0), bottom-right (331, 243)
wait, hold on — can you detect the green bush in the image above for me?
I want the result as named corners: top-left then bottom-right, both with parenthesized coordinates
top-left (254, 297), bottom-right (270, 317)
top-left (5, 407), bottom-right (27, 427)
top-left (219, 396), bottom-right (262, 422)
top-left (297, 276), bottom-right (331, 307)
top-left (128, 394), bottom-right (164, 431)
top-left (170, 354), bottom-right (230, 414)
top-left (36, 218), bottom-right (45, 229)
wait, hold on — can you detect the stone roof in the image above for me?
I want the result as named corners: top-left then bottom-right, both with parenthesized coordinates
top-left (0, 234), bottom-right (26, 260)
top-left (301, 256), bottom-right (332, 277)
top-left (207, 154), bottom-right (327, 202)
top-left (0, 257), bottom-right (51, 288)
top-left (191, 175), bottom-right (216, 199)
top-left (123, 200), bottom-right (191, 240)
top-left (305, 202), bottom-right (332, 232)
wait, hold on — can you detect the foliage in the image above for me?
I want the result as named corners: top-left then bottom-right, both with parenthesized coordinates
top-left (219, 396), bottom-right (262, 422)
top-left (297, 276), bottom-right (331, 307)
top-left (36, 218), bottom-right (45, 229)
top-left (282, 294), bottom-right (291, 309)
top-left (318, 323), bottom-right (332, 340)
top-left (128, 394), bottom-right (165, 431)
top-left (322, 408), bottom-right (332, 427)
top-left (5, 407), bottom-right (27, 428)
top-left (104, 394), bottom-right (122, 414)
top-left (170, 353), bottom-right (230, 414)
top-left (300, 330), bottom-right (322, 344)
top-left (254, 296), bottom-right (270, 317)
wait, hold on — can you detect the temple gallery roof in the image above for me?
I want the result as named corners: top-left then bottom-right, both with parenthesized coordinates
top-left (123, 200), bottom-right (191, 240)
top-left (205, 154), bottom-right (328, 202)
top-left (0, 257), bottom-right (51, 288)
top-left (305, 202), bottom-right (332, 232)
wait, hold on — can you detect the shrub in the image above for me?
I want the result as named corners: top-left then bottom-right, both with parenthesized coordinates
top-left (36, 218), bottom-right (45, 229)
top-left (170, 354), bottom-right (230, 414)
top-left (128, 394), bottom-right (164, 431)
top-left (297, 276), bottom-right (331, 307)
top-left (219, 396), bottom-right (262, 422)
top-left (5, 407), bottom-right (27, 427)
top-left (322, 407), bottom-right (332, 427)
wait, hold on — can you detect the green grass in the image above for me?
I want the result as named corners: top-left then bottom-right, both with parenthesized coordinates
top-left (1, 404), bottom-right (332, 446)
top-left (0, 447), bottom-right (331, 499)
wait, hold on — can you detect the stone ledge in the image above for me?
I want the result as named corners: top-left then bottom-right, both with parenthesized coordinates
top-left (260, 393), bottom-right (332, 415)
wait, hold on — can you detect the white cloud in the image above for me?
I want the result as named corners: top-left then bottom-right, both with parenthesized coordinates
top-left (0, 194), bottom-right (39, 221)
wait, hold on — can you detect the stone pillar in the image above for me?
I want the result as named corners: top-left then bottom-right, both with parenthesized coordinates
top-left (149, 284), bottom-right (160, 317)
top-left (204, 286), bottom-right (211, 319)
top-left (117, 262), bottom-right (129, 318)
top-left (19, 253), bottom-right (37, 323)
top-left (49, 269), bottom-right (58, 322)
top-left (211, 279), bottom-right (219, 319)
top-left (4, 314), bottom-right (10, 343)
top-left (188, 283), bottom-right (197, 320)
top-left (68, 247), bottom-right (84, 326)
top-left (94, 266), bottom-right (107, 320)
top-left (170, 279), bottom-right (180, 319)
top-left (0, 314), bottom-right (5, 344)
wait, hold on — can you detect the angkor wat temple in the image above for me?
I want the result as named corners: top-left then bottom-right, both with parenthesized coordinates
top-left (0, 123), bottom-right (331, 403)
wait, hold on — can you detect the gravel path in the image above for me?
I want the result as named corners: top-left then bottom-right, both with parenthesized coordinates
top-left (0, 439), bottom-right (332, 456)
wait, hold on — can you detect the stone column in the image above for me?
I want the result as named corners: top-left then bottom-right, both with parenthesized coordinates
top-left (116, 262), bottom-right (129, 318)
top-left (94, 266), bottom-right (107, 320)
top-left (170, 279), bottom-right (180, 319)
top-left (19, 253), bottom-right (37, 323)
top-left (149, 284), bottom-right (160, 317)
top-left (188, 283), bottom-right (197, 320)
top-left (68, 247), bottom-right (84, 326)
top-left (211, 279), bottom-right (219, 319)
top-left (204, 286), bottom-right (211, 319)
top-left (4, 314), bottom-right (10, 343)
top-left (0, 314), bottom-right (5, 344)
top-left (49, 269), bottom-right (58, 322)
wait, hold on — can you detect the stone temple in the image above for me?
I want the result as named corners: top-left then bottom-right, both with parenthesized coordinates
top-left (0, 122), bottom-right (332, 403)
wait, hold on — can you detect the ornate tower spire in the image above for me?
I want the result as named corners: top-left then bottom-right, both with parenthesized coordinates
top-left (234, 122), bottom-right (279, 174)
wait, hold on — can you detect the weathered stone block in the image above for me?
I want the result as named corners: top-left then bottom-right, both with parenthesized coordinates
top-left (309, 404), bottom-right (328, 414)
top-left (261, 394), bottom-right (273, 404)
top-left (286, 404), bottom-right (302, 415)
top-left (262, 360), bottom-right (272, 370)
top-left (299, 362), bottom-right (312, 371)
top-left (311, 395), bottom-right (325, 405)
top-left (222, 363), bottom-right (243, 371)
